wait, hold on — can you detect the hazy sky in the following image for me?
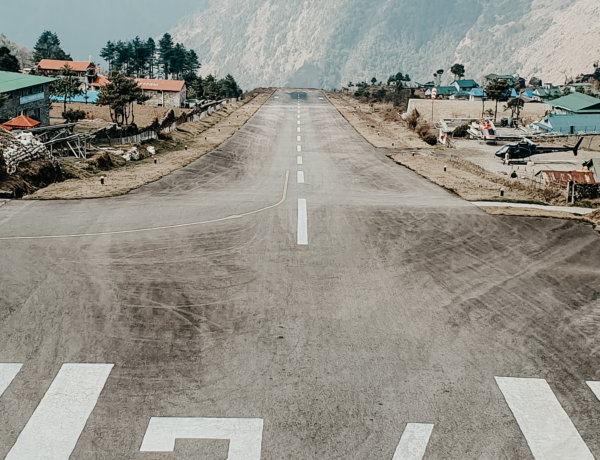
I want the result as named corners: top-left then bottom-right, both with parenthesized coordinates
top-left (0, 0), bottom-right (208, 64)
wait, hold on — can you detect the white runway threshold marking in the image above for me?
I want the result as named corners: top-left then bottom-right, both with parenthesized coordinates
top-left (297, 171), bottom-right (305, 184)
top-left (586, 381), bottom-right (600, 402)
top-left (140, 417), bottom-right (264, 459)
top-left (6, 363), bottom-right (114, 460)
top-left (297, 156), bottom-right (303, 165)
top-left (392, 423), bottom-right (434, 460)
top-left (297, 199), bottom-right (308, 245)
top-left (495, 377), bottom-right (593, 460)
top-left (0, 363), bottom-right (22, 397)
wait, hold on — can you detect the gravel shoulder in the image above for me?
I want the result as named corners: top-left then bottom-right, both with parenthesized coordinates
top-left (26, 90), bottom-right (274, 200)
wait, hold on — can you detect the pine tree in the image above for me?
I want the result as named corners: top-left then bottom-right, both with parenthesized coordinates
top-left (0, 47), bottom-right (20, 72)
top-left (51, 64), bottom-right (83, 114)
top-left (158, 33), bottom-right (174, 78)
top-left (33, 31), bottom-right (71, 63)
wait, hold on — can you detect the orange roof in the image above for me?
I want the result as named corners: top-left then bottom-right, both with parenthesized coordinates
top-left (2, 114), bottom-right (41, 130)
top-left (91, 75), bottom-right (110, 87)
top-left (37, 59), bottom-right (95, 72)
top-left (135, 78), bottom-right (185, 92)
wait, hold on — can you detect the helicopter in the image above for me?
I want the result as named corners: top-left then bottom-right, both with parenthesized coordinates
top-left (495, 137), bottom-right (583, 163)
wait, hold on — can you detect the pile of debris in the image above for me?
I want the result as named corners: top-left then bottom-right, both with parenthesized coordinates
top-left (0, 129), bottom-right (57, 175)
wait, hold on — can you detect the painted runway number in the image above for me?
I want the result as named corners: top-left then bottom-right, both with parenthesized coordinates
top-left (140, 417), bottom-right (264, 459)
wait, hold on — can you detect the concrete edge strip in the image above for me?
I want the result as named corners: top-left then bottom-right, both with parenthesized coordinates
top-left (0, 171), bottom-right (290, 240)
top-left (471, 201), bottom-right (595, 215)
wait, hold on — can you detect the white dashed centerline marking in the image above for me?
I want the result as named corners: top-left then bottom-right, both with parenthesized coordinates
top-left (6, 363), bottom-right (114, 460)
top-left (140, 417), bottom-right (264, 459)
top-left (297, 171), bottom-right (305, 184)
top-left (297, 156), bottom-right (303, 165)
top-left (392, 423), bottom-right (434, 460)
top-left (297, 127), bottom-right (301, 133)
top-left (297, 145), bottom-right (302, 152)
top-left (297, 199), bottom-right (308, 245)
top-left (0, 363), bottom-right (22, 398)
top-left (495, 377), bottom-right (594, 460)
top-left (297, 120), bottom-right (300, 125)
top-left (297, 136), bottom-right (301, 142)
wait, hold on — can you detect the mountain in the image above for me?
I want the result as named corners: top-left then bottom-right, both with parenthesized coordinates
top-left (171, 0), bottom-right (600, 90)
top-left (0, 35), bottom-right (34, 69)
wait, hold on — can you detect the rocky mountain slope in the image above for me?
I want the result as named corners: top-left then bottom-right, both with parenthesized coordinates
top-left (171, 0), bottom-right (600, 90)
top-left (0, 35), bottom-right (34, 69)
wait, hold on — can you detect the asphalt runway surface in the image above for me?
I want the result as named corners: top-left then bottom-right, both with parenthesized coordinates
top-left (1, 90), bottom-right (600, 459)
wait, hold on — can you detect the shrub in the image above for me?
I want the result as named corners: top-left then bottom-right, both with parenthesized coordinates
top-left (406, 109), bottom-right (420, 131)
top-left (453, 123), bottom-right (470, 138)
top-left (424, 134), bottom-right (438, 146)
top-left (62, 109), bottom-right (86, 123)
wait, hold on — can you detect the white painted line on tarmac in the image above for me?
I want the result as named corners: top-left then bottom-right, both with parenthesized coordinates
top-left (297, 199), bottom-right (308, 245)
top-left (495, 377), bottom-right (593, 460)
top-left (297, 145), bottom-right (302, 152)
top-left (297, 120), bottom-right (300, 125)
top-left (586, 381), bottom-right (600, 402)
top-left (6, 363), bottom-right (114, 460)
top-left (140, 417), bottom-right (263, 459)
top-left (0, 172), bottom-right (290, 240)
top-left (297, 171), bottom-right (305, 184)
top-left (297, 127), bottom-right (301, 133)
top-left (297, 156), bottom-right (303, 165)
top-left (392, 423), bottom-right (434, 460)
top-left (297, 136), bottom-right (301, 142)
top-left (0, 363), bottom-right (22, 398)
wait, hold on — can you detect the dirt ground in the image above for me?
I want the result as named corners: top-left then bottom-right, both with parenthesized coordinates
top-left (326, 92), bottom-right (427, 149)
top-left (50, 103), bottom-right (192, 130)
top-left (407, 98), bottom-right (551, 124)
top-left (28, 89), bottom-right (274, 199)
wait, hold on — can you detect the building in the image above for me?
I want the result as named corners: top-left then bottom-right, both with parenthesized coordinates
top-left (36, 59), bottom-right (98, 85)
top-left (532, 93), bottom-right (600, 134)
top-left (452, 79), bottom-right (479, 92)
top-left (532, 86), bottom-right (563, 102)
top-left (135, 78), bottom-right (187, 107)
top-left (89, 75), bottom-right (109, 92)
top-left (469, 88), bottom-right (487, 101)
top-left (0, 71), bottom-right (55, 126)
top-left (484, 74), bottom-right (518, 87)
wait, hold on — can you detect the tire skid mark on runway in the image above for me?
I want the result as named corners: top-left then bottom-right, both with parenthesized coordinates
top-left (0, 171), bottom-right (290, 241)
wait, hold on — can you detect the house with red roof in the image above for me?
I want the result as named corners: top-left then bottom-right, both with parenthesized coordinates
top-left (135, 78), bottom-right (187, 108)
top-left (36, 59), bottom-right (98, 84)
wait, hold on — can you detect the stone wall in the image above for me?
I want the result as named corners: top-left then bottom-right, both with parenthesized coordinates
top-left (142, 89), bottom-right (186, 108)
top-left (0, 83), bottom-right (52, 126)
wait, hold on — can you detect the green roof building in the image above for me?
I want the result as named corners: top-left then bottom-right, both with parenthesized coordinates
top-left (533, 93), bottom-right (600, 134)
top-left (452, 79), bottom-right (479, 92)
top-left (0, 71), bottom-right (56, 126)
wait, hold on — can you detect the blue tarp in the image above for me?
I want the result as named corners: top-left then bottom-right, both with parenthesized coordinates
top-left (51, 91), bottom-right (99, 104)
top-left (470, 88), bottom-right (487, 98)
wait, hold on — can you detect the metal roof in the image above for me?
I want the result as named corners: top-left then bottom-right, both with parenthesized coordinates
top-left (542, 170), bottom-right (597, 186)
top-left (135, 78), bottom-right (185, 92)
top-left (0, 71), bottom-right (55, 93)
top-left (548, 93), bottom-right (600, 113)
top-left (37, 59), bottom-right (95, 72)
top-left (454, 79), bottom-right (478, 88)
